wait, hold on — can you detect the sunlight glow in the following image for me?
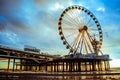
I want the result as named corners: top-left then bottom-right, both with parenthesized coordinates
top-left (51, 3), bottom-right (64, 11)
top-left (110, 59), bottom-right (120, 68)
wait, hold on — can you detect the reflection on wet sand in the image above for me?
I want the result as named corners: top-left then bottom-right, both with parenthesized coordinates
top-left (0, 71), bottom-right (120, 80)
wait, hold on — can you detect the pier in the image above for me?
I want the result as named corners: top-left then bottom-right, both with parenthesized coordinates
top-left (0, 45), bottom-right (110, 72)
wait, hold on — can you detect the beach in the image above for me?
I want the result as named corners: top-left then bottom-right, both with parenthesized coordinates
top-left (0, 71), bottom-right (120, 80)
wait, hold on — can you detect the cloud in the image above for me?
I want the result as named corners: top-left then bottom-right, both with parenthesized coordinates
top-left (0, 0), bottom-right (30, 32)
top-left (96, 7), bottom-right (105, 12)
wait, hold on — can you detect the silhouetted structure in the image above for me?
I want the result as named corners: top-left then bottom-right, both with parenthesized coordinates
top-left (0, 45), bottom-right (110, 72)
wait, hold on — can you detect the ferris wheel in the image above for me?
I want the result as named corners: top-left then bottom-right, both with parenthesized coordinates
top-left (58, 5), bottom-right (103, 55)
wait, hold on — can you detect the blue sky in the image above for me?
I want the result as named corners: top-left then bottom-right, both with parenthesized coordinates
top-left (0, 0), bottom-right (120, 67)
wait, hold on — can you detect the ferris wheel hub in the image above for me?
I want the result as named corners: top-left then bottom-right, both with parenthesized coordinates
top-left (78, 25), bottom-right (88, 32)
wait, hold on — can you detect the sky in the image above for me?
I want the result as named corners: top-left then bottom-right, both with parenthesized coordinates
top-left (0, 0), bottom-right (120, 68)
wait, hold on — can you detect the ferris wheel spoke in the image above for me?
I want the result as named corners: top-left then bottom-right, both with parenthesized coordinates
top-left (62, 19), bottom-right (78, 27)
top-left (89, 28), bottom-right (98, 31)
top-left (81, 11), bottom-right (85, 25)
top-left (63, 17), bottom-right (75, 25)
top-left (84, 13), bottom-right (88, 25)
top-left (66, 11), bottom-right (79, 27)
top-left (82, 11), bottom-right (86, 25)
top-left (64, 15), bottom-right (75, 24)
top-left (70, 10), bottom-right (80, 26)
top-left (86, 18), bottom-right (91, 26)
top-left (76, 10), bottom-right (83, 26)
top-left (88, 23), bottom-right (95, 28)
top-left (62, 27), bottom-right (78, 30)
top-left (64, 15), bottom-right (79, 27)
top-left (83, 12), bottom-right (88, 25)
top-left (77, 11), bottom-right (82, 24)
top-left (79, 11), bottom-right (84, 25)
top-left (88, 28), bottom-right (98, 33)
top-left (65, 31), bottom-right (78, 38)
top-left (78, 11), bottom-right (85, 26)
top-left (75, 10), bottom-right (83, 26)
top-left (77, 15), bottom-right (84, 28)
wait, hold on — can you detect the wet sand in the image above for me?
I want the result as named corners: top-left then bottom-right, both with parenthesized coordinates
top-left (0, 71), bottom-right (120, 80)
